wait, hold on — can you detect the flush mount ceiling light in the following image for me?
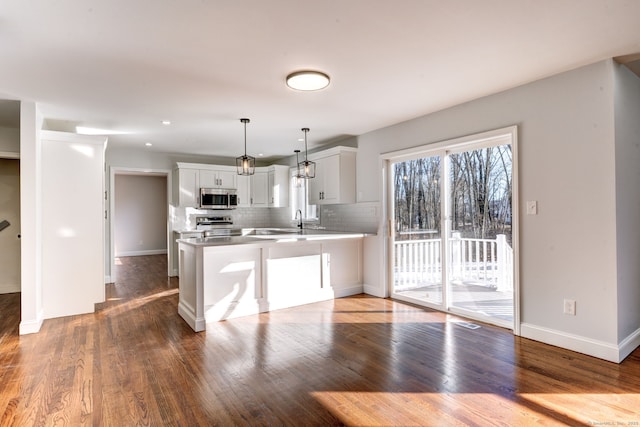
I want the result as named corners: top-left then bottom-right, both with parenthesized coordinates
top-left (298, 128), bottom-right (316, 179)
top-left (286, 70), bottom-right (330, 91)
top-left (236, 118), bottom-right (255, 176)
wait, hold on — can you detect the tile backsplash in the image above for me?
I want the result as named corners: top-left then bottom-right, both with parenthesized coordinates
top-left (172, 201), bottom-right (380, 234)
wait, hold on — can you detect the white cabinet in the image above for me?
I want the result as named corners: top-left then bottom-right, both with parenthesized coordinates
top-left (236, 175), bottom-right (251, 207)
top-left (175, 167), bottom-right (200, 207)
top-left (174, 163), bottom-right (238, 207)
top-left (237, 165), bottom-right (289, 208)
top-left (178, 235), bottom-right (365, 330)
top-left (251, 171), bottom-right (269, 207)
top-left (268, 165), bottom-right (289, 207)
top-left (200, 168), bottom-right (236, 189)
top-left (308, 147), bottom-right (357, 205)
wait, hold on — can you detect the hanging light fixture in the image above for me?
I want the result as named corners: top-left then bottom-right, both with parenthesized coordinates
top-left (298, 127), bottom-right (315, 179)
top-left (236, 118), bottom-right (255, 176)
top-left (286, 70), bottom-right (330, 91)
top-left (293, 149), bottom-right (305, 187)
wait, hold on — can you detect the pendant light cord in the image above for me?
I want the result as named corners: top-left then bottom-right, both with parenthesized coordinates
top-left (302, 128), bottom-right (310, 161)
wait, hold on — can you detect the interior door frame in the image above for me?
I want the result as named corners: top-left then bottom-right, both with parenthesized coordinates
top-left (109, 167), bottom-right (173, 284)
top-left (383, 125), bottom-right (520, 335)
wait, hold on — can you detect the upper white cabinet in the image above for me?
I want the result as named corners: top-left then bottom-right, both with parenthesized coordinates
top-left (200, 167), bottom-right (236, 189)
top-left (173, 162), bottom-right (290, 208)
top-left (251, 170), bottom-right (269, 207)
top-left (174, 166), bottom-right (200, 207)
top-left (308, 147), bottom-right (357, 205)
top-left (174, 163), bottom-right (238, 207)
top-left (268, 165), bottom-right (289, 207)
top-left (236, 175), bottom-right (251, 207)
top-left (236, 165), bottom-right (289, 208)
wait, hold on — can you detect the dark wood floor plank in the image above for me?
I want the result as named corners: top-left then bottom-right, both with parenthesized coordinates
top-left (1, 254), bottom-right (640, 426)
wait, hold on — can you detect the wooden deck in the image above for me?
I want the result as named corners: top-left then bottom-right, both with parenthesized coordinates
top-left (396, 282), bottom-right (514, 322)
top-left (1, 254), bottom-right (639, 426)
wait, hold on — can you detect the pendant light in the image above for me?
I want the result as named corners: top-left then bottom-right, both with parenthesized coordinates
top-left (298, 128), bottom-right (315, 179)
top-left (236, 118), bottom-right (255, 176)
top-left (293, 149), bottom-right (305, 187)
top-left (294, 150), bottom-right (305, 179)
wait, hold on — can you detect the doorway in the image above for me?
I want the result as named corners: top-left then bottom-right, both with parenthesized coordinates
top-left (0, 158), bottom-right (20, 294)
top-left (109, 168), bottom-right (172, 284)
top-left (387, 126), bottom-right (518, 330)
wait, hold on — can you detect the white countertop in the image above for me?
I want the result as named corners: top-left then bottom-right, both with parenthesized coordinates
top-left (177, 229), bottom-right (374, 247)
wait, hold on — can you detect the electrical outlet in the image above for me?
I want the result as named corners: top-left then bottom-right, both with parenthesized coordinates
top-left (563, 299), bottom-right (576, 315)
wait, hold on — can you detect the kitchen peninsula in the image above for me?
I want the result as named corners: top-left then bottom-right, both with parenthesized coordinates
top-left (177, 229), bottom-right (371, 331)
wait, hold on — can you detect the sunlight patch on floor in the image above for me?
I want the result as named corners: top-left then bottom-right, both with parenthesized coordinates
top-left (310, 391), bottom-right (571, 426)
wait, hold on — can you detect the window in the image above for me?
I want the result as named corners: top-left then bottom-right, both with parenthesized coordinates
top-left (290, 168), bottom-right (318, 221)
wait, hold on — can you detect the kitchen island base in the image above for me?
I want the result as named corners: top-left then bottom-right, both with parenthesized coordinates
top-left (178, 234), bottom-right (365, 332)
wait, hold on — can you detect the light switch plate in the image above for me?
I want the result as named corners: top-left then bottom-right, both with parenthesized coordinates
top-left (526, 201), bottom-right (538, 215)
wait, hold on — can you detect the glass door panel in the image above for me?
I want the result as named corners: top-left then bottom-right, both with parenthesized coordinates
top-left (447, 144), bottom-right (514, 324)
top-left (392, 156), bottom-right (443, 305)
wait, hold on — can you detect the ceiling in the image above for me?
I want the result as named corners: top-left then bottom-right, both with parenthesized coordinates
top-left (1, 1), bottom-right (639, 161)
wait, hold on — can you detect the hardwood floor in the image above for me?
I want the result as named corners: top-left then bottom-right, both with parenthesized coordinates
top-left (1, 254), bottom-right (640, 426)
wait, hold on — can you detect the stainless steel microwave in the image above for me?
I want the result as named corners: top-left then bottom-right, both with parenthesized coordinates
top-left (199, 188), bottom-right (238, 209)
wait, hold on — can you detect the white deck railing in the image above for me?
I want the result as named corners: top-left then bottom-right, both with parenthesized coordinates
top-left (394, 233), bottom-right (513, 292)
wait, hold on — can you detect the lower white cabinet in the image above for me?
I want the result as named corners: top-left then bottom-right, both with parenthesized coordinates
top-left (177, 236), bottom-right (364, 331)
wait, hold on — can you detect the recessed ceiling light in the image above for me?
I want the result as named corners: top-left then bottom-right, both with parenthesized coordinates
top-left (145, 142), bottom-right (153, 147)
top-left (286, 70), bottom-right (330, 91)
top-left (161, 120), bottom-right (171, 125)
top-left (258, 153), bottom-right (264, 157)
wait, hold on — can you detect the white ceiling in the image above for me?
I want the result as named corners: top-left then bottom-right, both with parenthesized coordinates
top-left (1, 1), bottom-right (639, 161)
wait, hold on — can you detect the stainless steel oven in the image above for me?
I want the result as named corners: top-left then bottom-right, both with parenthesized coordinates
top-left (199, 188), bottom-right (238, 209)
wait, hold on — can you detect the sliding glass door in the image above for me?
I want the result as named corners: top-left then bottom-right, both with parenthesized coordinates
top-left (390, 129), bottom-right (516, 329)
top-left (392, 154), bottom-right (443, 305)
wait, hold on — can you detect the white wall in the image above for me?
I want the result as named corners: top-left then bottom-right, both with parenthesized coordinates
top-left (356, 60), bottom-right (623, 359)
top-left (613, 63), bottom-right (640, 346)
top-left (114, 174), bottom-right (167, 256)
top-left (19, 101), bottom-right (44, 334)
top-left (0, 159), bottom-right (20, 293)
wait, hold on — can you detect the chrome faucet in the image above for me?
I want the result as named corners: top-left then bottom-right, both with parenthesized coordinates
top-left (295, 209), bottom-right (303, 229)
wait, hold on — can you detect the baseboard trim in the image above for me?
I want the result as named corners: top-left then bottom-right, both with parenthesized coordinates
top-left (178, 301), bottom-right (205, 332)
top-left (333, 284), bottom-right (363, 298)
top-left (19, 309), bottom-right (44, 335)
top-left (619, 327), bottom-right (640, 362)
top-left (520, 323), bottom-right (620, 363)
top-left (115, 249), bottom-right (168, 257)
top-left (363, 283), bottom-right (386, 298)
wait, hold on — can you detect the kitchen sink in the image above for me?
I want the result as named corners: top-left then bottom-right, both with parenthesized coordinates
top-left (240, 228), bottom-right (302, 236)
